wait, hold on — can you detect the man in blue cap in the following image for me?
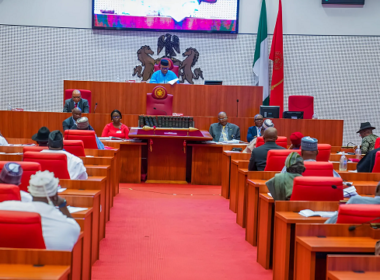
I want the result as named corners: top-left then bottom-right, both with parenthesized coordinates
top-left (149, 59), bottom-right (179, 84)
top-left (280, 136), bottom-right (341, 177)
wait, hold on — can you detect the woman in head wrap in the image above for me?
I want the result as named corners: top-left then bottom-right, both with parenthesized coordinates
top-left (289, 132), bottom-right (304, 150)
top-left (266, 152), bottom-right (305, 201)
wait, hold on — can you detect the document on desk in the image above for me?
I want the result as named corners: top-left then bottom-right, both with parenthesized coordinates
top-left (168, 78), bottom-right (179, 85)
top-left (67, 206), bottom-right (88, 213)
top-left (299, 209), bottom-right (337, 218)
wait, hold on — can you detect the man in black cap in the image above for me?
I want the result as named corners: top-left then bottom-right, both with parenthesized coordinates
top-left (357, 122), bottom-right (378, 155)
top-left (149, 59), bottom-right (179, 84)
top-left (41, 130), bottom-right (88, 180)
top-left (32, 127), bottom-right (50, 146)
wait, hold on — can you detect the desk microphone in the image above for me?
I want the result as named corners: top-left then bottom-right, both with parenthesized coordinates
top-left (153, 107), bottom-right (167, 115)
top-left (236, 99), bottom-right (239, 117)
top-left (94, 103), bottom-right (98, 113)
top-left (348, 216), bottom-right (380, 231)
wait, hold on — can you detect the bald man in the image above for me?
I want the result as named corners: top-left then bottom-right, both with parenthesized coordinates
top-left (63, 89), bottom-right (89, 113)
top-left (248, 127), bottom-right (285, 171)
top-left (247, 114), bottom-right (264, 142)
top-left (209, 112), bottom-right (240, 142)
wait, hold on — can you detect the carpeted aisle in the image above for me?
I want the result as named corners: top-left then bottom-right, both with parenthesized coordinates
top-left (92, 184), bottom-right (272, 280)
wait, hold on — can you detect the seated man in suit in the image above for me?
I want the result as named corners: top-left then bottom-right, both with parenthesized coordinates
top-left (62, 108), bottom-right (82, 131)
top-left (63, 89), bottom-right (89, 113)
top-left (76, 117), bottom-right (104, 150)
top-left (325, 182), bottom-right (380, 224)
top-left (41, 130), bottom-right (88, 180)
top-left (248, 127), bottom-right (285, 171)
top-left (0, 170), bottom-right (81, 250)
top-left (149, 59), bottom-right (179, 84)
top-left (357, 146), bottom-right (380, 172)
top-left (247, 114), bottom-right (264, 142)
top-left (209, 112), bottom-right (240, 142)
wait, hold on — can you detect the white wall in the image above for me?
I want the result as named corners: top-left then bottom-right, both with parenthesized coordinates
top-left (0, 0), bottom-right (380, 35)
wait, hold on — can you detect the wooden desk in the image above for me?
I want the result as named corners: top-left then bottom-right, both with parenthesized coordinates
top-left (326, 255), bottom-right (380, 280)
top-left (189, 144), bottom-right (247, 185)
top-left (273, 201), bottom-right (340, 280)
top-left (294, 224), bottom-right (379, 280)
top-left (229, 161), bottom-right (248, 213)
top-left (221, 151), bottom-right (250, 198)
top-left (0, 264), bottom-right (70, 280)
top-left (60, 190), bottom-right (101, 265)
top-left (72, 208), bottom-right (93, 280)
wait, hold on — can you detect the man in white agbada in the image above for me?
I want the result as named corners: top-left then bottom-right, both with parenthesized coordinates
top-left (0, 171), bottom-right (80, 250)
top-left (41, 130), bottom-right (88, 180)
top-left (0, 131), bottom-right (8, 146)
top-left (0, 162), bottom-right (32, 202)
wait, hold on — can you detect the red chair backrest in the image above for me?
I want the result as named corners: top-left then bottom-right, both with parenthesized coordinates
top-left (316, 144), bottom-right (331, 162)
top-left (63, 140), bottom-right (85, 157)
top-left (0, 184), bottom-right (21, 202)
top-left (23, 146), bottom-right (48, 153)
top-left (0, 210), bottom-right (46, 249)
top-left (290, 176), bottom-right (343, 201)
top-left (303, 161), bottom-right (334, 177)
top-left (153, 58), bottom-right (179, 77)
top-left (64, 89), bottom-right (92, 112)
top-left (336, 204), bottom-right (380, 224)
top-left (372, 151), bottom-right (380, 173)
top-left (146, 86), bottom-right (173, 116)
top-left (64, 130), bottom-right (98, 149)
top-left (0, 161), bottom-right (41, 192)
top-left (256, 136), bottom-right (288, 149)
top-left (264, 149), bottom-right (301, 172)
top-left (375, 138), bottom-right (380, 149)
top-left (23, 152), bottom-right (70, 179)
top-left (288, 95), bottom-right (314, 119)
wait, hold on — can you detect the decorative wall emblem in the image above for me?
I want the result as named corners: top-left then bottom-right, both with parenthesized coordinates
top-left (133, 34), bottom-right (204, 84)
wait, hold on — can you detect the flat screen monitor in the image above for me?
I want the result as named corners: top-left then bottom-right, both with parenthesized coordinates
top-left (260, 106), bottom-right (280, 119)
top-left (92, 0), bottom-right (240, 33)
top-left (205, 80), bottom-right (223, 85)
top-left (283, 111), bottom-right (304, 119)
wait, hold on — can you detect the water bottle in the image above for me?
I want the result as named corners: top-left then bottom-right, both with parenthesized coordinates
top-left (355, 146), bottom-right (361, 160)
top-left (7, 103), bottom-right (12, 111)
top-left (339, 152), bottom-right (347, 172)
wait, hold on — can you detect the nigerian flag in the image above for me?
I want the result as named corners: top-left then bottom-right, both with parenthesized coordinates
top-left (253, 0), bottom-right (269, 105)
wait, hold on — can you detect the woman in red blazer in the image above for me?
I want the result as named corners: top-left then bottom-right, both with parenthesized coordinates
top-left (101, 110), bottom-right (130, 139)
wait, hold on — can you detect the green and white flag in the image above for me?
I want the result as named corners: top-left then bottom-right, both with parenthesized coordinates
top-left (253, 0), bottom-right (269, 105)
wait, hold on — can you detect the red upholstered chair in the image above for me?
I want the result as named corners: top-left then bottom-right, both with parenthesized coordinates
top-left (0, 161), bottom-right (41, 192)
top-left (0, 184), bottom-right (21, 202)
top-left (23, 146), bottom-right (48, 153)
top-left (288, 96), bottom-right (314, 119)
top-left (290, 176), bottom-right (343, 201)
top-left (264, 149), bottom-right (300, 172)
top-left (371, 151), bottom-right (380, 173)
top-left (23, 152), bottom-right (70, 179)
top-left (154, 58), bottom-right (179, 77)
top-left (256, 136), bottom-right (288, 149)
top-left (64, 130), bottom-right (98, 149)
top-left (375, 138), bottom-right (380, 149)
top-left (146, 86), bottom-right (173, 116)
top-left (316, 144), bottom-right (331, 162)
top-left (64, 89), bottom-right (92, 112)
top-left (63, 140), bottom-right (85, 157)
top-left (0, 210), bottom-right (46, 249)
top-left (303, 161), bottom-right (334, 177)
top-left (336, 204), bottom-right (380, 224)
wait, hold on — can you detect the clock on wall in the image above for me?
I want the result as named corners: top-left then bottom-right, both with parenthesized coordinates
top-left (322, 0), bottom-right (365, 4)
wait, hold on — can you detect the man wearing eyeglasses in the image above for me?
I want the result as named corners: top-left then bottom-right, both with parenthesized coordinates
top-left (149, 59), bottom-right (179, 84)
top-left (247, 114), bottom-right (264, 142)
top-left (209, 112), bottom-right (240, 142)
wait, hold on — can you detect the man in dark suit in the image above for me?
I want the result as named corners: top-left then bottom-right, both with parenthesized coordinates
top-left (63, 90), bottom-right (89, 113)
top-left (248, 127), bottom-right (285, 171)
top-left (247, 114), bottom-right (264, 142)
top-left (209, 112), bottom-right (240, 142)
top-left (357, 147), bottom-right (380, 172)
top-left (62, 108), bottom-right (82, 131)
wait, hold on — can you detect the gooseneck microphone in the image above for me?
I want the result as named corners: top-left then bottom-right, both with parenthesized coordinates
top-left (94, 103), bottom-right (98, 113)
top-left (348, 216), bottom-right (380, 231)
top-left (236, 99), bottom-right (239, 117)
top-left (153, 107), bottom-right (167, 115)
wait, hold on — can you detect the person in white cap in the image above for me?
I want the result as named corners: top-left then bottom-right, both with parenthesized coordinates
top-left (41, 130), bottom-right (88, 180)
top-left (0, 171), bottom-right (80, 250)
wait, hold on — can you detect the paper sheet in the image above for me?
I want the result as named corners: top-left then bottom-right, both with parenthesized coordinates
top-left (67, 206), bottom-right (88, 214)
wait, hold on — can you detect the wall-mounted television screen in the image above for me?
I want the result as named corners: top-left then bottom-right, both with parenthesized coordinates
top-left (93, 0), bottom-right (239, 33)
